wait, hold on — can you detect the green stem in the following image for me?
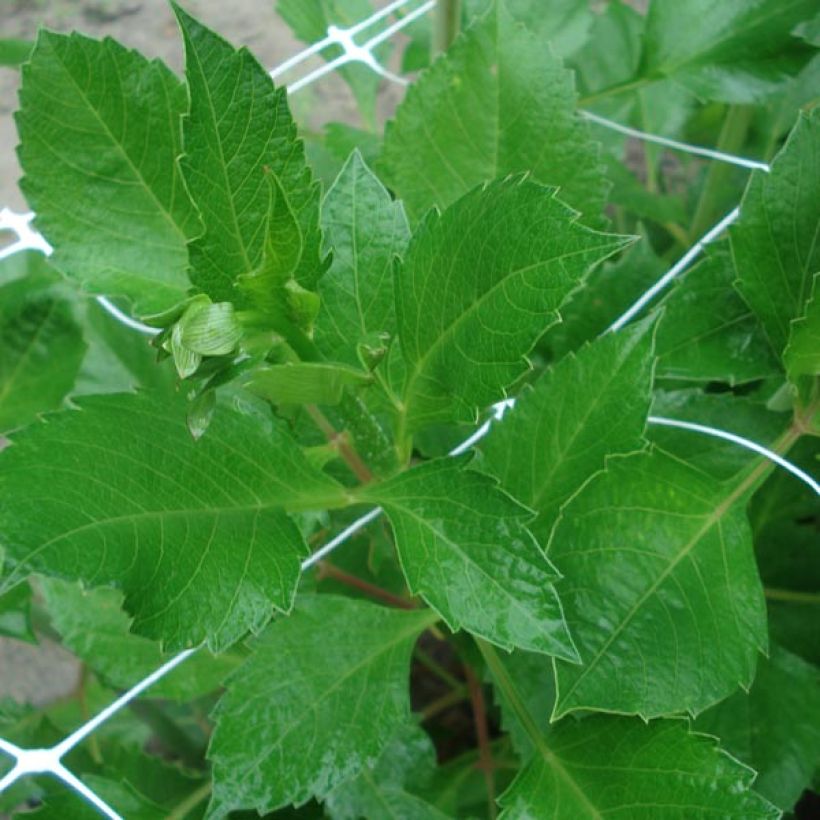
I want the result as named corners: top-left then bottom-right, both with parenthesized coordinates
top-left (414, 646), bottom-right (463, 690)
top-left (579, 75), bottom-right (651, 106)
top-left (166, 780), bottom-right (212, 820)
top-left (689, 105), bottom-right (753, 239)
top-left (420, 685), bottom-right (469, 721)
top-left (765, 587), bottom-right (820, 605)
top-left (464, 661), bottom-right (497, 819)
top-left (433, 0), bottom-right (461, 57)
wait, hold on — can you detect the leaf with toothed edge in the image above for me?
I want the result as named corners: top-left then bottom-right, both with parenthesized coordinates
top-left (361, 456), bottom-right (579, 660)
top-left (0, 391), bottom-right (351, 651)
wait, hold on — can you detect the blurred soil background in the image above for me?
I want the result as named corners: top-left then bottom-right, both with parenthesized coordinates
top-left (0, 0), bottom-right (400, 707)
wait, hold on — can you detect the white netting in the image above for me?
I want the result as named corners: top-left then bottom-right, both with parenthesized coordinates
top-left (0, 2), bottom-right (816, 817)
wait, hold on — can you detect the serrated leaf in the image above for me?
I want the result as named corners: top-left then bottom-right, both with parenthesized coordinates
top-left (695, 645), bottom-right (820, 811)
top-left (361, 457), bottom-right (578, 659)
top-left (498, 717), bottom-right (778, 819)
top-left (731, 109), bottom-right (819, 362)
top-left (325, 724), bottom-right (449, 820)
top-left (207, 595), bottom-right (437, 816)
top-left (174, 4), bottom-right (326, 303)
top-left (550, 448), bottom-right (768, 718)
top-left (480, 639), bottom-right (778, 819)
top-left (0, 254), bottom-right (86, 433)
top-left (785, 272), bottom-right (820, 382)
top-left (380, 0), bottom-right (608, 225)
top-left (316, 151), bottom-right (410, 367)
top-left (0, 392), bottom-right (350, 649)
top-left (481, 318), bottom-right (655, 541)
top-left (642, 0), bottom-right (818, 103)
top-left (39, 577), bottom-right (242, 701)
top-left (655, 245), bottom-right (781, 384)
top-left (16, 31), bottom-right (199, 314)
top-left (395, 177), bottom-right (631, 432)
top-left (245, 362), bottom-right (372, 406)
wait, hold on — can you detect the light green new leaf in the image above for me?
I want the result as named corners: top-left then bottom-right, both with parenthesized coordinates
top-left (785, 272), bottom-right (820, 382)
top-left (731, 109), bottom-right (819, 361)
top-left (40, 577), bottom-right (242, 701)
top-left (396, 177), bottom-right (631, 432)
top-left (0, 254), bottom-right (86, 433)
top-left (245, 362), bottom-right (372, 406)
top-left (361, 457), bottom-right (578, 660)
top-left (316, 151), bottom-right (410, 366)
top-left (480, 641), bottom-right (777, 819)
top-left (481, 318), bottom-right (655, 541)
top-left (655, 245), bottom-right (781, 385)
top-left (642, 0), bottom-right (818, 102)
top-left (174, 4), bottom-right (326, 303)
top-left (0, 392), bottom-right (350, 650)
top-left (325, 724), bottom-right (449, 820)
top-left (695, 645), bottom-right (820, 812)
top-left (380, 0), bottom-right (608, 225)
top-left (16, 31), bottom-right (199, 315)
top-left (208, 596), bottom-right (436, 816)
top-left (550, 449), bottom-right (768, 718)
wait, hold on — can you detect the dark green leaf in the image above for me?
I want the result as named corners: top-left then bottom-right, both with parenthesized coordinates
top-left (731, 109), bottom-right (819, 362)
top-left (642, 0), bottom-right (818, 103)
top-left (0, 581), bottom-right (35, 643)
top-left (0, 392), bottom-right (350, 649)
top-left (316, 151), bottom-right (410, 367)
top-left (381, 0), bottom-right (608, 225)
top-left (0, 38), bottom-right (33, 67)
top-left (482, 318), bottom-right (655, 540)
top-left (550, 448), bottom-right (768, 718)
top-left (0, 254), bottom-right (86, 433)
top-left (395, 177), bottom-right (631, 432)
top-left (208, 596), bottom-right (436, 815)
top-left (695, 645), bottom-right (820, 812)
top-left (362, 457), bottom-right (578, 659)
top-left (17, 31), bottom-right (199, 314)
top-left (174, 4), bottom-right (326, 303)
top-left (785, 272), bottom-right (820, 382)
top-left (655, 245), bottom-right (781, 384)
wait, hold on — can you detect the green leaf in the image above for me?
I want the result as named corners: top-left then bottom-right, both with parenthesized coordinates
top-left (174, 4), bottom-right (326, 303)
top-left (0, 254), bottom-right (86, 433)
top-left (316, 151), bottom-right (410, 367)
top-left (396, 177), bottom-right (631, 432)
top-left (361, 457), bottom-right (578, 659)
top-left (207, 595), bottom-right (437, 816)
top-left (655, 245), bottom-right (781, 385)
top-left (695, 645), bottom-right (820, 812)
top-left (731, 109), bottom-right (819, 362)
top-left (39, 577), bottom-right (242, 701)
top-left (16, 31), bottom-right (199, 315)
top-left (480, 639), bottom-right (778, 819)
top-left (550, 448), bottom-right (768, 718)
top-left (642, 0), bottom-right (818, 103)
top-left (0, 392), bottom-right (350, 649)
top-left (245, 362), bottom-right (372, 406)
top-left (0, 581), bottom-right (35, 643)
top-left (276, 0), bottom-right (388, 127)
top-left (0, 38), bottom-right (33, 67)
top-left (481, 318), bottom-right (655, 541)
top-left (380, 0), bottom-right (608, 225)
top-left (785, 272), bottom-right (820, 382)
top-left (325, 724), bottom-right (449, 820)
top-left (177, 300), bottom-right (242, 356)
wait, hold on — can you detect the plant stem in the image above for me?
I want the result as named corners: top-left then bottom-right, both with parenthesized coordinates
top-left (464, 662), bottom-right (497, 819)
top-left (433, 0), bottom-right (461, 57)
top-left (579, 75), bottom-right (651, 106)
top-left (765, 587), bottom-right (820, 605)
top-left (317, 560), bottom-right (417, 609)
top-left (77, 666), bottom-right (102, 765)
top-left (689, 105), bottom-right (753, 239)
top-left (415, 646), bottom-right (464, 690)
top-left (420, 685), bottom-right (469, 721)
top-left (166, 780), bottom-right (212, 820)
top-left (305, 404), bottom-right (374, 483)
